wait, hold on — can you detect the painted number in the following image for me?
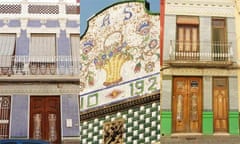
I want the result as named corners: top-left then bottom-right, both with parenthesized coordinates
top-left (130, 76), bottom-right (158, 96)
top-left (148, 77), bottom-right (157, 92)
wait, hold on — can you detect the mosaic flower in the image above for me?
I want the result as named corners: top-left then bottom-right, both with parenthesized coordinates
top-left (148, 39), bottom-right (158, 49)
top-left (134, 62), bottom-right (141, 73)
top-left (136, 20), bottom-right (152, 36)
top-left (145, 62), bottom-right (155, 73)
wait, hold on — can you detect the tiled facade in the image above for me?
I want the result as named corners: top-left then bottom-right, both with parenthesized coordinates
top-left (0, 0), bottom-right (80, 143)
top-left (81, 102), bottom-right (160, 144)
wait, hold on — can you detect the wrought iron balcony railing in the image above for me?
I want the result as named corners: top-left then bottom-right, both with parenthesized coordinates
top-left (167, 40), bottom-right (233, 67)
top-left (0, 56), bottom-right (79, 76)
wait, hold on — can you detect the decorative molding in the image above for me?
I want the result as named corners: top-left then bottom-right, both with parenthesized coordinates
top-left (163, 68), bottom-right (238, 76)
top-left (166, 0), bottom-right (235, 17)
top-left (26, 27), bottom-right (60, 38)
top-left (80, 92), bottom-right (160, 121)
top-left (0, 83), bottom-right (79, 95)
top-left (0, 27), bottom-right (21, 37)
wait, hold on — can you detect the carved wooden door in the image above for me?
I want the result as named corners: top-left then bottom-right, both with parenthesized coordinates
top-left (30, 96), bottom-right (61, 144)
top-left (213, 77), bottom-right (228, 132)
top-left (172, 77), bottom-right (202, 133)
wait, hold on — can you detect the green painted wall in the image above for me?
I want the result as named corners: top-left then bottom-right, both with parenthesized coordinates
top-left (160, 111), bottom-right (172, 135)
top-left (202, 111), bottom-right (213, 135)
top-left (229, 111), bottom-right (239, 135)
top-left (80, 102), bottom-right (160, 144)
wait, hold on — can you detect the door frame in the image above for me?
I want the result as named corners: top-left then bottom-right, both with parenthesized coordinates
top-left (212, 77), bottom-right (229, 132)
top-left (172, 76), bottom-right (203, 133)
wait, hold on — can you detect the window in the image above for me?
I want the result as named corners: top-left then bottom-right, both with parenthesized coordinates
top-left (0, 34), bottom-right (16, 75)
top-left (212, 18), bottom-right (227, 61)
top-left (70, 34), bottom-right (80, 74)
top-left (29, 34), bottom-right (56, 75)
top-left (0, 96), bottom-right (11, 139)
top-left (176, 16), bottom-right (199, 60)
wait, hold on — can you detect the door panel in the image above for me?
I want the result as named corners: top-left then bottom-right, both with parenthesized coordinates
top-left (173, 77), bottom-right (202, 133)
top-left (30, 96), bottom-right (60, 144)
top-left (213, 77), bottom-right (228, 132)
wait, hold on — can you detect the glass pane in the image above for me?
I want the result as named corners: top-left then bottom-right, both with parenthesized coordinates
top-left (192, 28), bottom-right (198, 52)
top-left (48, 114), bottom-right (57, 142)
top-left (177, 95), bottom-right (183, 121)
top-left (33, 114), bottom-right (42, 139)
top-left (191, 93), bottom-right (198, 121)
top-left (178, 27), bottom-right (184, 51)
top-left (185, 28), bottom-right (191, 51)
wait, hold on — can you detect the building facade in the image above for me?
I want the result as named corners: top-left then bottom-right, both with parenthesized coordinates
top-left (161, 0), bottom-right (239, 135)
top-left (0, 0), bottom-right (80, 143)
top-left (80, 1), bottom-right (161, 143)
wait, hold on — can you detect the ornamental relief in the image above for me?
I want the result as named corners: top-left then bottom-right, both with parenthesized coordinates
top-left (80, 2), bottom-right (160, 94)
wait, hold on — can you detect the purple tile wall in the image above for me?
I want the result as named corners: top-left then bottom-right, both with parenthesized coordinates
top-left (10, 95), bottom-right (28, 138)
top-left (16, 30), bottom-right (29, 55)
top-left (61, 94), bottom-right (80, 137)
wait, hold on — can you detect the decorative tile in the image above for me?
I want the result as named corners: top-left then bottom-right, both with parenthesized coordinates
top-left (80, 102), bottom-right (160, 143)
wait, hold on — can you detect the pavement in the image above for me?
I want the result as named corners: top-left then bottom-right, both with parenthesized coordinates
top-left (161, 135), bottom-right (240, 144)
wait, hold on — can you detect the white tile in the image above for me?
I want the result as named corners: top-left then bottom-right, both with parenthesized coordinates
top-left (128, 117), bottom-right (132, 123)
top-left (146, 108), bottom-right (150, 113)
top-left (93, 136), bottom-right (98, 141)
top-left (128, 127), bottom-right (132, 133)
top-left (145, 127), bottom-right (150, 133)
top-left (140, 115), bottom-right (144, 120)
top-left (117, 112), bottom-right (121, 116)
top-left (127, 136), bottom-right (132, 142)
top-left (151, 121), bottom-right (156, 127)
top-left (133, 130), bottom-right (138, 136)
top-left (145, 137), bottom-right (150, 143)
top-left (83, 129), bottom-right (87, 135)
top-left (134, 111), bottom-right (138, 117)
top-left (134, 121), bottom-right (138, 127)
top-left (140, 105), bottom-right (145, 110)
top-left (139, 124), bottom-right (144, 129)
top-left (133, 140), bottom-right (138, 144)
top-left (94, 127), bottom-right (98, 132)
top-left (145, 117), bottom-right (150, 123)
top-left (89, 123), bottom-right (93, 129)
top-left (128, 109), bottom-right (133, 114)
top-left (152, 111), bottom-right (157, 117)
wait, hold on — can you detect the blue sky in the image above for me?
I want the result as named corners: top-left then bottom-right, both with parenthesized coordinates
top-left (80, 0), bottom-right (160, 36)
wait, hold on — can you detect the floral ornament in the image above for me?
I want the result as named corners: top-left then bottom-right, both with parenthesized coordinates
top-left (145, 61), bottom-right (155, 73)
top-left (134, 62), bottom-right (141, 73)
top-left (81, 40), bottom-right (94, 61)
top-left (148, 39), bottom-right (158, 49)
top-left (79, 82), bottom-right (85, 91)
top-left (136, 20), bottom-right (152, 36)
top-left (87, 71), bottom-right (95, 86)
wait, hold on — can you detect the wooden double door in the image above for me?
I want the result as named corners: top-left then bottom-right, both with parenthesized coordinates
top-left (172, 77), bottom-right (202, 133)
top-left (30, 96), bottom-right (61, 144)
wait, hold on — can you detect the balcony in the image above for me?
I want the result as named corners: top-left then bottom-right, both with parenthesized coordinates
top-left (166, 40), bottom-right (234, 68)
top-left (0, 56), bottom-right (79, 82)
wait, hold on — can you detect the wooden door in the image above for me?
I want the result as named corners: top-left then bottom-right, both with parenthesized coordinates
top-left (172, 77), bottom-right (202, 133)
top-left (213, 77), bottom-right (228, 132)
top-left (30, 96), bottom-right (61, 144)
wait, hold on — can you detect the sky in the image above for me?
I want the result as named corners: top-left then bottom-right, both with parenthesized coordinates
top-left (80, 0), bottom-right (160, 36)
